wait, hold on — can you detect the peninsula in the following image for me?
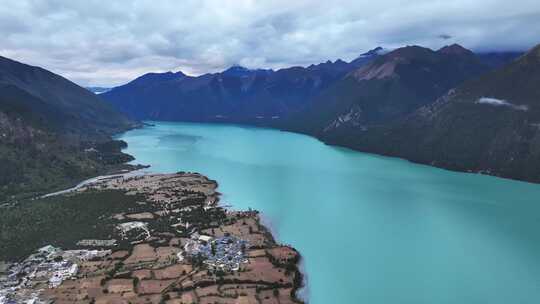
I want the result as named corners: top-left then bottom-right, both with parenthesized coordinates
top-left (0, 172), bottom-right (304, 304)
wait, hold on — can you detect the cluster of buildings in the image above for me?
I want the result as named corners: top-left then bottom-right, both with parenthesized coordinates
top-left (76, 239), bottom-right (117, 247)
top-left (184, 234), bottom-right (249, 272)
top-left (116, 221), bottom-right (151, 241)
top-left (0, 245), bottom-right (110, 304)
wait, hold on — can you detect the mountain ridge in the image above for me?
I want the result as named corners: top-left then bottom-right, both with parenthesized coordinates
top-left (312, 43), bottom-right (540, 182)
top-left (283, 44), bottom-right (490, 134)
top-left (0, 54), bottom-right (138, 201)
top-left (99, 44), bottom-right (533, 182)
top-left (101, 49), bottom-right (384, 124)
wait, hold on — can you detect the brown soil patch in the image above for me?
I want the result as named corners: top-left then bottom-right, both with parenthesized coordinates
top-left (110, 250), bottom-right (129, 260)
top-left (124, 244), bottom-right (157, 264)
top-left (155, 246), bottom-right (180, 263)
top-left (95, 294), bottom-right (130, 304)
top-left (232, 257), bottom-right (291, 284)
top-left (165, 291), bottom-right (196, 304)
top-left (247, 249), bottom-right (266, 258)
top-left (267, 246), bottom-right (297, 262)
top-left (132, 269), bottom-right (153, 280)
top-left (137, 279), bottom-right (175, 295)
top-left (153, 264), bottom-right (192, 280)
top-left (106, 279), bottom-right (134, 294)
top-left (203, 218), bottom-right (267, 248)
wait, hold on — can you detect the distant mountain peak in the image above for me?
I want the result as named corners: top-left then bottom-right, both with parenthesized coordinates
top-left (222, 65), bottom-right (274, 77)
top-left (222, 65), bottom-right (254, 76)
top-left (349, 47), bottom-right (388, 69)
top-left (350, 44), bottom-right (485, 82)
top-left (359, 46), bottom-right (388, 58)
top-left (130, 71), bottom-right (186, 85)
top-left (389, 45), bottom-right (433, 56)
top-left (376, 45), bottom-right (436, 64)
top-left (224, 65), bottom-right (249, 71)
top-left (438, 43), bottom-right (473, 55)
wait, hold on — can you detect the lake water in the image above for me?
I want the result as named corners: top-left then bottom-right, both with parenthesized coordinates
top-left (119, 121), bottom-right (540, 304)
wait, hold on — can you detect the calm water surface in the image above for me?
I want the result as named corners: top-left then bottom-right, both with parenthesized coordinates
top-left (119, 121), bottom-right (540, 304)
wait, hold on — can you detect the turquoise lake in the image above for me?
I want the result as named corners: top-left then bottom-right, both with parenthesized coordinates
top-left (119, 121), bottom-right (540, 304)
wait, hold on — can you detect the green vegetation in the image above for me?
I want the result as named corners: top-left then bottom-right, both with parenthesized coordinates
top-left (328, 44), bottom-right (540, 183)
top-left (0, 137), bottom-right (134, 202)
top-left (0, 190), bottom-right (142, 261)
top-left (0, 54), bottom-right (138, 202)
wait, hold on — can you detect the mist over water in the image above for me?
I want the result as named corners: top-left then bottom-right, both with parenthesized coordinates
top-left (119, 121), bottom-right (540, 304)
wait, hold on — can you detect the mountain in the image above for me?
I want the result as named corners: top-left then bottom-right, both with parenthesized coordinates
top-left (284, 44), bottom-right (490, 134)
top-left (0, 56), bottom-right (134, 137)
top-left (101, 49), bottom-right (383, 124)
top-left (0, 55), bottom-right (137, 201)
top-left (476, 51), bottom-right (523, 69)
top-left (316, 44), bottom-right (540, 182)
top-left (221, 65), bottom-right (273, 77)
top-left (349, 47), bottom-right (390, 68)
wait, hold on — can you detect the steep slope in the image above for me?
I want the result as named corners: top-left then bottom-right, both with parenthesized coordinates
top-left (0, 56), bottom-right (134, 138)
top-left (331, 44), bottom-right (540, 182)
top-left (476, 51), bottom-right (523, 69)
top-left (102, 49), bottom-right (383, 124)
top-left (285, 44), bottom-right (489, 134)
top-left (0, 55), bottom-right (137, 200)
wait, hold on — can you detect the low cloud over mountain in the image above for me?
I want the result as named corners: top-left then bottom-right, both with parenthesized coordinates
top-left (477, 97), bottom-right (529, 111)
top-left (1, 0), bottom-right (539, 86)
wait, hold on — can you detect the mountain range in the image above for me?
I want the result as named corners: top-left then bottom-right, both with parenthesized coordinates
top-left (101, 44), bottom-right (540, 183)
top-left (0, 55), bottom-right (137, 200)
top-left (323, 44), bottom-right (540, 182)
top-left (101, 48), bottom-right (387, 124)
top-left (285, 44), bottom-right (491, 133)
top-left (102, 45), bottom-right (521, 126)
top-left (0, 42), bottom-right (534, 199)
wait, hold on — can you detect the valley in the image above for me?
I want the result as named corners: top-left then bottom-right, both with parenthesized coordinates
top-left (1, 19), bottom-right (538, 304)
top-left (99, 43), bottom-right (540, 184)
top-left (0, 55), bottom-right (139, 201)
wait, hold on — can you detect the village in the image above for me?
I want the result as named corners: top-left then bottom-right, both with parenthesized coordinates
top-left (1, 172), bottom-right (303, 304)
top-left (0, 245), bottom-right (110, 304)
top-left (184, 234), bottom-right (249, 272)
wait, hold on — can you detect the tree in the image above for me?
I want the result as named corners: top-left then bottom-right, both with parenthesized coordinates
top-left (211, 242), bottom-right (216, 256)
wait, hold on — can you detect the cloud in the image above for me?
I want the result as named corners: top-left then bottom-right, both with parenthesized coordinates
top-left (477, 97), bottom-right (529, 111)
top-left (0, 0), bottom-right (539, 86)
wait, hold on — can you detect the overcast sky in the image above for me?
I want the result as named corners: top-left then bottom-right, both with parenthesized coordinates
top-left (1, 0), bottom-right (540, 87)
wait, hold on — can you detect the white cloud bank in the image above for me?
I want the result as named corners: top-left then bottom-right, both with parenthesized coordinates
top-left (0, 0), bottom-right (539, 86)
top-left (477, 97), bottom-right (529, 111)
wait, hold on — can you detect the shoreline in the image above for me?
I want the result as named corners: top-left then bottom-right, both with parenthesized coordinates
top-left (197, 174), bottom-right (307, 303)
top-left (141, 119), bottom-right (540, 185)
top-left (257, 212), bottom-right (309, 303)
top-left (3, 171), bottom-right (306, 303)
top-left (40, 167), bottom-right (151, 198)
